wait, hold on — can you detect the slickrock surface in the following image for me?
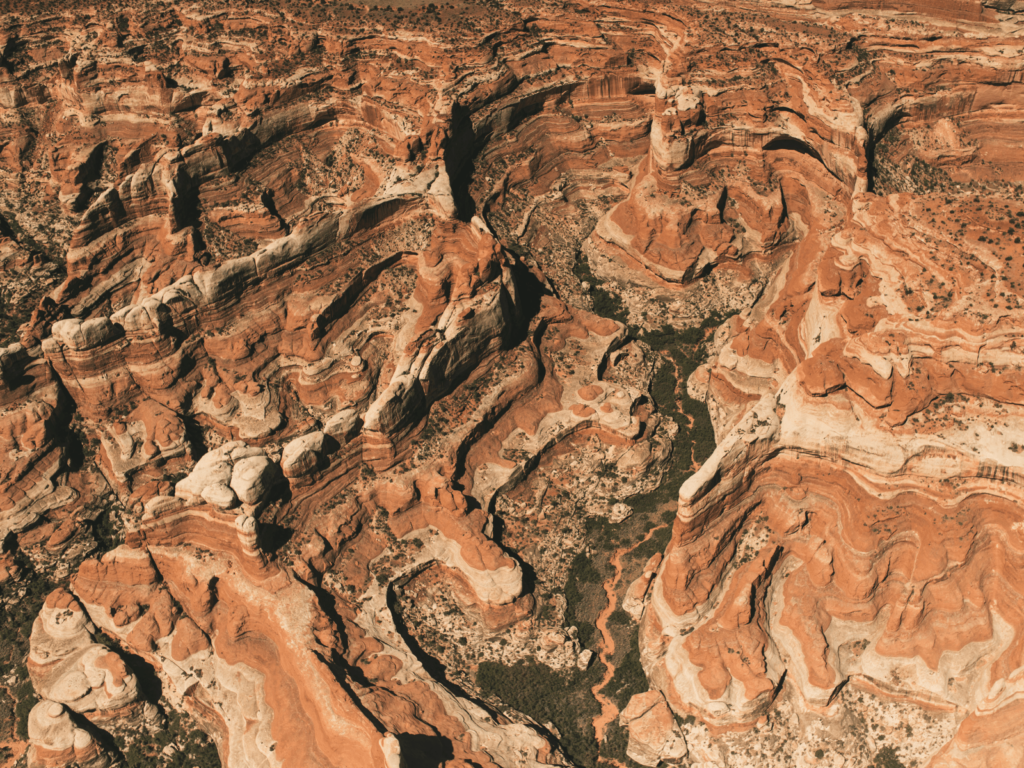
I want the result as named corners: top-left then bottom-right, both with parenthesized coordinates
top-left (27, 588), bottom-right (144, 721)
top-left (0, 0), bottom-right (1022, 766)
top-left (25, 700), bottom-right (111, 768)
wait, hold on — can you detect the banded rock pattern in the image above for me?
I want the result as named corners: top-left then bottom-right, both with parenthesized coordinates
top-left (0, 0), bottom-right (1022, 767)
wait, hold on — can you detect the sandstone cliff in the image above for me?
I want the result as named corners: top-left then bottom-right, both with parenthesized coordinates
top-left (1, 1), bottom-right (1022, 766)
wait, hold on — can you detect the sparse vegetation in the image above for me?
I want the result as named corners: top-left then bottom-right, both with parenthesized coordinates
top-left (0, 555), bottom-right (54, 742)
top-left (118, 710), bottom-right (221, 768)
top-left (502, 259), bottom-right (735, 765)
top-left (872, 745), bottom-right (908, 768)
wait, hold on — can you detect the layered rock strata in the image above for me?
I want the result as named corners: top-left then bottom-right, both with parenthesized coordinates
top-left (26, 700), bottom-right (112, 768)
top-left (2, 1), bottom-right (1024, 766)
top-left (27, 588), bottom-right (145, 722)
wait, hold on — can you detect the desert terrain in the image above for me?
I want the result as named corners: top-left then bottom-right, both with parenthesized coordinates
top-left (1, 0), bottom-right (1024, 766)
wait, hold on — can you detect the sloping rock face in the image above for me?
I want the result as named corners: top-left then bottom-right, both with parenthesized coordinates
top-left (27, 588), bottom-right (144, 721)
top-left (26, 700), bottom-right (112, 768)
top-left (70, 542), bottom-right (392, 768)
top-left (630, 9), bottom-right (1024, 768)
top-left (617, 690), bottom-right (687, 766)
top-left (1, 0), bottom-right (1023, 766)
top-left (0, 345), bottom-right (75, 542)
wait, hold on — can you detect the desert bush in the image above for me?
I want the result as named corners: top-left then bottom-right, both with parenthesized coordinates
top-left (477, 660), bottom-right (602, 766)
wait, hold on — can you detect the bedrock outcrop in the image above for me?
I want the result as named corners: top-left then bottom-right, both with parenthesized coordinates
top-left (27, 588), bottom-right (146, 722)
top-left (67, 540), bottom-right (394, 768)
top-left (636, 16), bottom-right (1024, 766)
top-left (26, 700), bottom-right (112, 768)
top-left (3, 0), bottom-right (1024, 766)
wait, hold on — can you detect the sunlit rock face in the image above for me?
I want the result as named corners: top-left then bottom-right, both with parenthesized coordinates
top-left (2, 0), bottom-right (1024, 765)
top-left (632, 6), bottom-right (1024, 766)
top-left (28, 588), bottom-right (143, 720)
top-left (26, 700), bottom-right (112, 768)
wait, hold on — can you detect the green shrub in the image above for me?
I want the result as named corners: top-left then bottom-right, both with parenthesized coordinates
top-left (607, 608), bottom-right (632, 626)
top-left (1, 558), bottom-right (55, 741)
top-left (122, 711), bottom-right (221, 768)
top-left (540, 257), bottom-right (740, 765)
top-left (14, 681), bottom-right (37, 740)
top-left (0, 694), bottom-right (13, 742)
top-left (872, 746), bottom-right (907, 768)
top-left (607, 633), bottom-right (646, 709)
top-left (568, 551), bottom-right (602, 584)
top-left (477, 660), bottom-right (602, 765)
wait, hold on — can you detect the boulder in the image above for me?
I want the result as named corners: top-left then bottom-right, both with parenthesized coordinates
top-left (175, 442), bottom-right (278, 508)
top-left (618, 691), bottom-right (687, 767)
top-left (281, 431), bottom-right (326, 478)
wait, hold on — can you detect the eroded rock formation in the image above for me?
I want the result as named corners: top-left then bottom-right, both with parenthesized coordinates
top-left (27, 588), bottom-right (144, 721)
top-left (26, 700), bottom-right (112, 768)
top-left (1, 0), bottom-right (1023, 766)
